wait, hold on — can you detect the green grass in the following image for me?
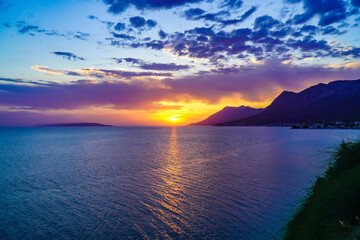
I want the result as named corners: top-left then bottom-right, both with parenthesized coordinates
top-left (285, 139), bottom-right (360, 240)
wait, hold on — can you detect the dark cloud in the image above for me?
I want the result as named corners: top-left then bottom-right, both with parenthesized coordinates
top-left (88, 15), bottom-right (115, 28)
top-left (322, 26), bottom-right (346, 35)
top-left (220, 0), bottom-right (243, 9)
top-left (183, 8), bottom-right (205, 19)
top-left (158, 30), bottom-right (168, 39)
top-left (237, 6), bottom-right (257, 21)
top-left (112, 57), bottom-right (145, 64)
top-left (103, 0), bottom-right (203, 14)
top-left (254, 15), bottom-right (281, 30)
top-left (139, 63), bottom-right (190, 71)
top-left (112, 58), bottom-right (191, 71)
top-left (194, 11), bottom-right (229, 22)
top-left (0, 79), bottom-right (178, 110)
top-left (146, 19), bottom-right (157, 28)
top-left (183, 6), bottom-right (257, 26)
top-left (286, 36), bottom-right (330, 52)
top-left (130, 16), bottom-right (146, 28)
top-left (163, 60), bottom-right (360, 103)
top-left (114, 22), bottom-right (126, 31)
top-left (186, 27), bottom-right (215, 36)
top-left (73, 31), bottom-right (90, 40)
top-left (18, 25), bottom-right (39, 34)
top-left (112, 32), bottom-right (136, 40)
top-left (287, 0), bottom-right (353, 26)
top-left (129, 16), bottom-right (157, 29)
top-left (144, 40), bottom-right (167, 50)
top-left (219, 6), bottom-right (258, 26)
top-left (32, 65), bottom-right (173, 79)
top-left (2, 61), bottom-right (359, 111)
top-left (52, 52), bottom-right (85, 61)
top-left (121, 13), bottom-right (357, 64)
top-left (0, 77), bottom-right (54, 86)
top-left (343, 48), bottom-right (360, 58)
top-left (90, 69), bottom-right (173, 78)
top-left (17, 23), bottom-right (90, 40)
top-left (319, 11), bottom-right (346, 26)
top-left (300, 25), bottom-right (318, 35)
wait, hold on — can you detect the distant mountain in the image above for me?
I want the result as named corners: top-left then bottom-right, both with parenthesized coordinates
top-left (217, 79), bottom-right (360, 126)
top-left (190, 106), bottom-right (264, 125)
top-left (39, 122), bottom-right (112, 127)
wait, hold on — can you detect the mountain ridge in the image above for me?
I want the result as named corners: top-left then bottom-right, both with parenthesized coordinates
top-left (38, 122), bottom-right (112, 127)
top-left (189, 106), bottom-right (264, 126)
top-left (216, 79), bottom-right (360, 126)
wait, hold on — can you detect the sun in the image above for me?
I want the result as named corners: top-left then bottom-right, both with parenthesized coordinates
top-left (169, 117), bottom-right (179, 122)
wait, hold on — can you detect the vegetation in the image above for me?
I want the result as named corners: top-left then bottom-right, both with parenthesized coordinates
top-left (285, 139), bottom-right (360, 240)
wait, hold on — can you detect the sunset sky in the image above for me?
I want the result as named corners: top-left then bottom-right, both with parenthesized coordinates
top-left (0, 0), bottom-right (359, 126)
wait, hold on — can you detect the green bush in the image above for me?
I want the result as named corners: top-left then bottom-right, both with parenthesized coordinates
top-left (285, 139), bottom-right (360, 240)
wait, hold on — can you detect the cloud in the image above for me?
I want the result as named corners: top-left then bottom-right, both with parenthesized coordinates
top-left (112, 58), bottom-right (191, 71)
top-left (146, 19), bottom-right (157, 28)
top-left (112, 57), bottom-right (144, 64)
top-left (0, 79), bottom-right (180, 110)
top-left (183, 8), bottom-right (206, 19)
top-left (52, 52), bottom-right (85, 61)
top-left (18, 25), bottom-right (39, 34)
top-left (286, 0), bottom-right (356, 26)
top-left (103, 0), bottom-right (204, 14)
top-left (163, 60), bottom-right (360, 103)
top-left (183, 6), bottom-right (257, 26)
top-left (130, 16), bottom-right (146, 28)
top-left (220, 0), bottom-right (243, 9)
top-left (0, 77), bottom-right (54, 86)
top-left (114, 22), bottom-right (126, 31)
top-left (112, 32), bottom-right (136, 40)
top-left (2, 61), bottom-right (359, 111)
top-left (322, 26), bottom-right (346, 35)
top-left (73, 31), bottom-right (90, 40)
top-left (31, 65), bottom-right (173, 79)
top-left (139, 63), bottom-right (191, 71)
top-left (129, 16), bottom-right (157, 29)
top-left (158, 30), bottom-right (168, 39)
top-left (300, 25), bottom-right (318, 35)
top-left (123, 13), bottom-right (358, 64)
top-left (254, 15), bottom-right (281, 30)
top-left (17, 23), bottom-right (90, 40)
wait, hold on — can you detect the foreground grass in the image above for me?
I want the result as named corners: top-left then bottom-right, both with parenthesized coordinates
top-left (285, 139), bottom-right (360, 240)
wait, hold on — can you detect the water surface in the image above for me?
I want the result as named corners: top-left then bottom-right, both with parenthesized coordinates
top-left (0, 126), bottom-right (358, 239)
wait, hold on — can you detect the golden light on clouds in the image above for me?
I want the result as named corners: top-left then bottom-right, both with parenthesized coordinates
top-left (150, 98), bottom-right (272, 126)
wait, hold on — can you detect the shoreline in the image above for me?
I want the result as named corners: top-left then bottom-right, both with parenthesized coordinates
top-left (285, 139), bottom-right (360, 239)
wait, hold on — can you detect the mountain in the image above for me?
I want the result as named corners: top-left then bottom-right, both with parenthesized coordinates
top-left (217, 79), bottom-right (360, 126)
top-left (39, 122), bottom-right (112, 127)
top-left (190, 106), bottom-right (264, 125)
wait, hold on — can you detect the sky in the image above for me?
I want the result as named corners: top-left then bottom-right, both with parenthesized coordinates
top-left (0, 0), bottom-right (359, 126)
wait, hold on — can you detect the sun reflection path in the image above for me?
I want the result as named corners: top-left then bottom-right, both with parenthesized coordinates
top-left (145, 127), bottom-right (192, 238)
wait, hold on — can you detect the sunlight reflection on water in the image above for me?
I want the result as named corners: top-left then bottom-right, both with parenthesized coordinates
top-left (0, 126), bottom-right (358, 239)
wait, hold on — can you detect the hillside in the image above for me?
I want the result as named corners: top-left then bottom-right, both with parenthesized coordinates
top-left (285, 139), bottom-right (360, 240)
top-left (39, 122), bottom-right (112, 127)
top-left (217, 79), bottom-right (360, 126)
top-left (190, 106), bottom-right (264, 125)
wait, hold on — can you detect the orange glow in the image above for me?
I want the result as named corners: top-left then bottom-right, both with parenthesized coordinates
top-left (39, 98), bottom-right (273, 126)
top-left (169, 116), bottom-right (179, 122)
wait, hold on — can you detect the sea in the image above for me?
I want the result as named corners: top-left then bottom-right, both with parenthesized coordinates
top-left (0, 126), bottom-right (358, 239)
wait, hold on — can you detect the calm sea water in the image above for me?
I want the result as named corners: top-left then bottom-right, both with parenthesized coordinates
top-left (0, 126), bottom-right (358, 239)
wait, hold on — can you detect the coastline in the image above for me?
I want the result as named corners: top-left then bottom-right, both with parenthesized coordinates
top-left (285, 139), bottom-right (360, 239)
